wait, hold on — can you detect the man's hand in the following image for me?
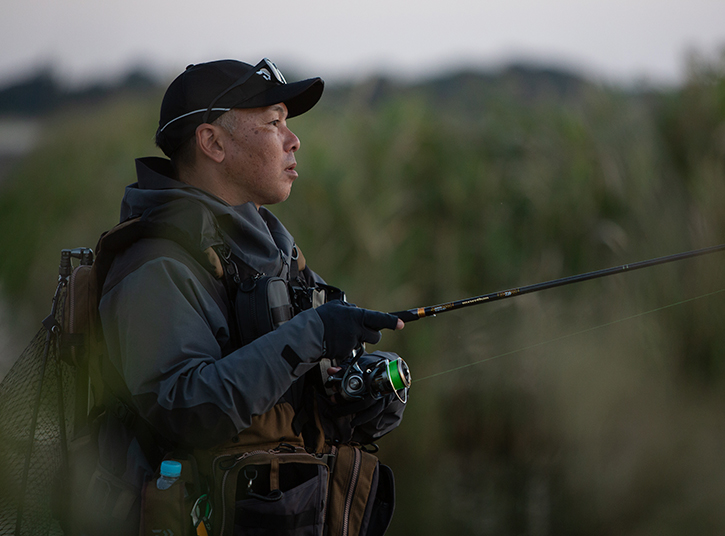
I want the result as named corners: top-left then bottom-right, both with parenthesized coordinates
top-left (315, 300), bottom-right (403, 359)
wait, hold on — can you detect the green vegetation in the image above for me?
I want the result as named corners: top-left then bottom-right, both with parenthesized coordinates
top-left (1, 57), bottom-right (725, 534)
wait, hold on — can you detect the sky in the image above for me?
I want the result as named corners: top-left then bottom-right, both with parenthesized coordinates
top-left (1, 0), bottom-right (725, 88)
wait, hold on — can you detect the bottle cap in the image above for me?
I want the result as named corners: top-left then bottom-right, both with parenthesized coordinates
top-left (160, 460), bottom-right (182, 478)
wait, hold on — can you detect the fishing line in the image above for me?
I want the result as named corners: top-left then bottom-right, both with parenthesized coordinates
top-left (414, 286), bottom-right (725, 383)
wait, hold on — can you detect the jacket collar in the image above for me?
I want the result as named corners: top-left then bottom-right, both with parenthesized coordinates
top-left (123, 156), bottom-right (295, 277)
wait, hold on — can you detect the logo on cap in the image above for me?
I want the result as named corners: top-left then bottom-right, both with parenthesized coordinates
top-left (256, 68), bottom-right (272, 81)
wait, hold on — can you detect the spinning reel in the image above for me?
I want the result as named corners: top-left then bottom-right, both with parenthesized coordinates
top-left (325, 348), bottom-right (411, 403)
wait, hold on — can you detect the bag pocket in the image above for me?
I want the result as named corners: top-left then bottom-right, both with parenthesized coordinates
top-left (326, 445), bottom-right (388, 536)
top-left (235, 462), bottom-right (328, 535)
top-left (214, 446), bottom-right (330, 536)
top-left (360, 463), bottom-right (395, 536)
top-left (141, 455), bottom-right (200, 536)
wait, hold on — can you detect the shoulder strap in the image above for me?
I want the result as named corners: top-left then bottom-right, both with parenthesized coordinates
top-left (65, 200), bottom-right (232, 460)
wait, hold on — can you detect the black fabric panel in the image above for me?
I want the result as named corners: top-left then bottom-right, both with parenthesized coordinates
top-left (281, 345), bottom-right (302, 370)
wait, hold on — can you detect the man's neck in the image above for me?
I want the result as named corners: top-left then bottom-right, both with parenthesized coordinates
top-left (177, 164), bottom-right (252, 207)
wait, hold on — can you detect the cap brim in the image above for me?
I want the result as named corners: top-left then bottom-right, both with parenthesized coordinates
top-left (233, 77), bottom-right (324, 118)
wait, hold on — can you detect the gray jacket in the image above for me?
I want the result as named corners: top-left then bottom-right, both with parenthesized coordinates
top-left (97, 157), bottom-right (404, 496)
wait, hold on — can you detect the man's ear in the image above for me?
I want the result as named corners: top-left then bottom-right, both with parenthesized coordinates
top-left (196, 123), bottom-right (226, 163)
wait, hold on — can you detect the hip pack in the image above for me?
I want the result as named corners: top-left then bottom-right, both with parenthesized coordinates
top-left (144, 441), bottom-right (394, 536)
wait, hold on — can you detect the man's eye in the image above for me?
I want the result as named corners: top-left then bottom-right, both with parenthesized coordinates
top-left (270, 120), bottom-right (280, 126)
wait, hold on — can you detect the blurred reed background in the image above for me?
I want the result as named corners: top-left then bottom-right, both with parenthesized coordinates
top-left (1, 52), bottom-right (725, 534)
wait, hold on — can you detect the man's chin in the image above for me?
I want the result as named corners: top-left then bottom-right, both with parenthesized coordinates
top-left (259, 187), bottom-right (292, 207)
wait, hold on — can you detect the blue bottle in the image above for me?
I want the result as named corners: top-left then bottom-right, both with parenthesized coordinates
top-left (156, 460), bottom-right (182, 490)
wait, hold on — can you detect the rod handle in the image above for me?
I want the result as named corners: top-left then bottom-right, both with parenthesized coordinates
top-left (390, 309), bottom-right (421, 323)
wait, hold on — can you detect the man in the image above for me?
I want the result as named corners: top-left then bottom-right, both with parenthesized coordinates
top-left (88, 59), bottom-right (408, 535)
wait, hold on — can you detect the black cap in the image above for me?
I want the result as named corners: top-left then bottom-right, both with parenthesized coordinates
top-left (155, 58), bottom-right (324, 157)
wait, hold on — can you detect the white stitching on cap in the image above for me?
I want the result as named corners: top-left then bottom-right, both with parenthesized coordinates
top-left (157, 107), bottom-right (232, 134)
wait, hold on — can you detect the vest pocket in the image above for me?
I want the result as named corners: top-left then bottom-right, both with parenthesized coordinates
top-left (214, 447), bottom-right (330, 536)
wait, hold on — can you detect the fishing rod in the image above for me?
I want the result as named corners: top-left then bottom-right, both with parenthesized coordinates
top-left (333, 243), bottom-right (725, 401)
top-left (391, 243), bottom-right (725, 323)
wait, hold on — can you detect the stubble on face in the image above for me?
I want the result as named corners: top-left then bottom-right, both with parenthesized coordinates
top-left (220, 104), bottom-right (299, 207)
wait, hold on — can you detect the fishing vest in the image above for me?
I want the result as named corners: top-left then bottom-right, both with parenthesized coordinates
top-left (63, 197), bottom-right (395, 536)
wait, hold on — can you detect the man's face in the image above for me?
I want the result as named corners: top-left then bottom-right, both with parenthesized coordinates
top-left (220, 103), bottom-right (301, 207)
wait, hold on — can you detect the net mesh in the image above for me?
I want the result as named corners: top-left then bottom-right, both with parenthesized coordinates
top-left (0, 286), bottom-right (76, 536)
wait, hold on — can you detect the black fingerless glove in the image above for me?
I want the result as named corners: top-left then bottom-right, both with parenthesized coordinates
top-left (315, 300), bottom-right (398, 358)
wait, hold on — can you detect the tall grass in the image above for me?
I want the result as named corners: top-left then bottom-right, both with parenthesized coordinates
top-left (1, 57), bottom-right (724, 534)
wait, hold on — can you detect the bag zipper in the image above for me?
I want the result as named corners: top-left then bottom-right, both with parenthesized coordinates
top-left (342, 447), bottom-right (362, 536)
top-left (320, 445), bottom-right (337, 527)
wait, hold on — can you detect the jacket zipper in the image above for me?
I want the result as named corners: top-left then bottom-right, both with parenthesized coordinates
top-left (342, 447), bottom-right (362, 536)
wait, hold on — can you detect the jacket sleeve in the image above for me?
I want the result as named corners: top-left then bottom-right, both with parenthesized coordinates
top-left (99, 254), bottom-right (325, 449)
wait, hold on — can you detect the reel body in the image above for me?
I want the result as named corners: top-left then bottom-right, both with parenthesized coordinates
top-left (326, 349), bottom-right (411, 403)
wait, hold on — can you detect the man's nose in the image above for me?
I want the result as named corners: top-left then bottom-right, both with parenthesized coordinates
top-left (286, 127), bottom-right (300, 152)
